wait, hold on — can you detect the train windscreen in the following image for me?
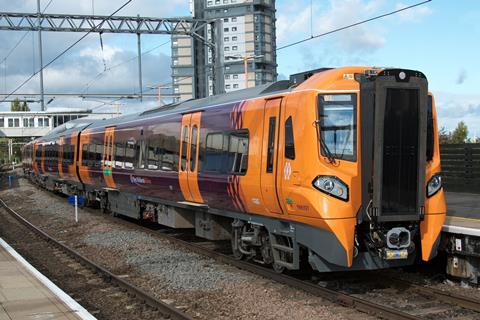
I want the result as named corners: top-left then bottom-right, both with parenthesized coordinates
top-left (317, 94), bottom-right (357, 162)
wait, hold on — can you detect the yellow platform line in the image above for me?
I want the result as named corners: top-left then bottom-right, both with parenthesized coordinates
top-left (446, 216), bottom-right (480, 223)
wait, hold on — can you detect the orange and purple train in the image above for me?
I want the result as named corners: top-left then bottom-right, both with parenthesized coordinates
top-left (22, 66), bottom-right (446, 273)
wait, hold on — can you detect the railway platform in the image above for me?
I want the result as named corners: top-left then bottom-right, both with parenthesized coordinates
top-left (0, 238), bottom-right (95, 320)
top-left (442, 192), bottom-right (480, 284)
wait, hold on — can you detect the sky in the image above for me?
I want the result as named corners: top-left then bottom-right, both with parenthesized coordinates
top-left (0, 0), bottom-right (479, 136)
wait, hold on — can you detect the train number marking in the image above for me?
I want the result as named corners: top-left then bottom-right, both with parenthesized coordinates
top-left (251, 198), bottom-right (261, 205)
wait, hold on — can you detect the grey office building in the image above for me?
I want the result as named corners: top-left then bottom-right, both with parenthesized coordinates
top-left (171, 0), bottom-right (277, 101)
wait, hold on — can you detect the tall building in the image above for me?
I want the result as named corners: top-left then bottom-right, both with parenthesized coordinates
top-left (171, 0), bottom-right (277, 101)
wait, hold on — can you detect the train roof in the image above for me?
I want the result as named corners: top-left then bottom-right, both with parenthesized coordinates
top-left (85, 80), bottom-right (294, 130)
top-left (37, 117), bottom-right (99, 142)
top-left (37, 66), bottom-right (392, 140)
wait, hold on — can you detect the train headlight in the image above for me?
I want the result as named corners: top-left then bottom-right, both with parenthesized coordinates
top-left (427, 174), bottom-right (442, 198)
top-left (313, 176), bottom-right (349, 201)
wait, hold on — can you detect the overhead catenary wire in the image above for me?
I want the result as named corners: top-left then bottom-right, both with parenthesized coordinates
top-left (277, 0), bottom-right (432, 51)
top-left (1, 0), bottom-right (54, 94)
top-left (88, 56), bottom-right (233, 110)
top-left (0, 0), bottom-right (54, 65)
top-left (10, 0), bottom-right (432, 110)
top-left (81, 39), bottom-right (171, 95)
top-left (0, 0), bottom-right (133, 104)
top-left (89, 74), bottom-right (193, 111)
top-left (98, 0), bottom-right (433, 110)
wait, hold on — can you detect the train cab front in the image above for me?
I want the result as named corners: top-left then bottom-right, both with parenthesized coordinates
top-left (303, 67), bottom-right (446, 272)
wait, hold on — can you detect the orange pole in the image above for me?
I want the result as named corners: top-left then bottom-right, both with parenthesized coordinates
top-left (244, 56), bottom-right (248, 88)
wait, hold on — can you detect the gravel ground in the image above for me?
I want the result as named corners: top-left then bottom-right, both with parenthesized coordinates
top-left (0, 208), bottom-right (168, 320)
top-left (84, 230), bottom-right (248, 291)
top-left (0, 174), bottom-right (376, 320)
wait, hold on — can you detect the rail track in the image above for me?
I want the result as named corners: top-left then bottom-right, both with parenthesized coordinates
top-left (0, 198), bottom-right (193, 320)
top-left (114, 218), bottom-right (480, 320)
top-left (4, 177), bottom-right (480, 319)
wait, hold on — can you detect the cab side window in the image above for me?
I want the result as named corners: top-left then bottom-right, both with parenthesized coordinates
top-left (426, 96), bottom-right (434, 161)
top-left (285, 116), bottom-right (295, 160)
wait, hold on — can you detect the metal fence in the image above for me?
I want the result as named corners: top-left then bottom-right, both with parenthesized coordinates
top-left (440, 143), bottom-right (480, 193)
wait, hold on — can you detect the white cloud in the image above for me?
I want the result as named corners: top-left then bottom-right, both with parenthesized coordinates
top-left (2, 0), bottom-right (189, 17)
top-left (0, 0), bottom-right (177, 112)
top-left (80, 45), bottom-right (123, 62)
top-left (277, 0), bottom-right (387, 54)
top-left (434, 91), bottom-right (480, 137)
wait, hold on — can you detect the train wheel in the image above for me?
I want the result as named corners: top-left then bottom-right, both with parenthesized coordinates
top-left (272, 263), bottom-right (285, 274)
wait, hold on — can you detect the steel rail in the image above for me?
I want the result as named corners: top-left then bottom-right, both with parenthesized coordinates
top-left (135, 225), bottom-right (480, 319)
top-left (16, 179), bottom-right (480, 319)
top-left (127, 225), bottom-right (420, 320)
top-left (386, 276), bottom-right (480, 313)
top-left (0, 198), bottom-right (194, 320)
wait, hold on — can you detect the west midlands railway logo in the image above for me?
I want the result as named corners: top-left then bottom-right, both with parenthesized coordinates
top-left (129, 175), bottom-right (152, 185)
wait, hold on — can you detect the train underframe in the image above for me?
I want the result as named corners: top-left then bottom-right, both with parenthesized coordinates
top-left (26, 171), bottom-right (421, 273)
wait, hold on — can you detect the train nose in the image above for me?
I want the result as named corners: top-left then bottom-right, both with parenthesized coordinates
top-left (386, 227), bottom-right (411, 249)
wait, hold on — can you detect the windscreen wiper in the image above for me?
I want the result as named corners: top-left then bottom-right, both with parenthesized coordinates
top-left (314, 119), bottom-right (337, 164)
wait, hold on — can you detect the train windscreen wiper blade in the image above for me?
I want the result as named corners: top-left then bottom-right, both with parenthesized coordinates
top-left (314, 119), bottom-right (337, 164)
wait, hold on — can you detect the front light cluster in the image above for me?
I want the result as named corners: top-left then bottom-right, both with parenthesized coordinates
top-left (313, 176), bottom-right (349, 201)
top-left (427, 173), bottom-right (442, 197)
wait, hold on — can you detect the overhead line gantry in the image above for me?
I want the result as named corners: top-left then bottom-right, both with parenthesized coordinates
top-left (0, 11), bottom-right (224, 108)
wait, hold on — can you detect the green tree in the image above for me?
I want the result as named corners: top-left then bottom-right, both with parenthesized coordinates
top-left (438, 126), bottom-right (451, 144)
top-left (450, 121), bottom-right (468, 144)
top-left (21, 100), bottom-right (30, 111)
top-left (10, 98), bottom-right (30, 111)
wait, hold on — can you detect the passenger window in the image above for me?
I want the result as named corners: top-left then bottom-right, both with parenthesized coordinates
top-left (266, 117), bottom-right (276, 173)
top-left (88, 144), bottom-right (96, 167)
top-left (125, 141), bottom-right (135, 169)
top-left (82, 144), bottom-right (88, 164)
top-left (146, 139), bottom-right (160, 170)
top-left (181, 126), bottom-right (189, 171)
top-left (228, 131), bottom-right (249, 174)
top-left (115, 143), bottom-right (125, 168)
top-left (136, 140), bottom-right (146, 169)
top-left (162, 135), bottom-right (179, 171)
top-left (204, 130), bottom-right (249, 175)
top-left (190, 125), bottom-right (198, 172)
top-left (205, 133), bottom-right (227, 172)
top-left (96, 143), bottom-right (103, 166)
top-left (285, 116), bottom-right (295, 160)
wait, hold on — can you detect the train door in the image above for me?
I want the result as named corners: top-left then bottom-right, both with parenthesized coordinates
top-left (260, 98), bottom-right (284, 214)
top-left (179, 112), bottom-right (204, 203)
top-left (102, 127), bottom-right (116, 189)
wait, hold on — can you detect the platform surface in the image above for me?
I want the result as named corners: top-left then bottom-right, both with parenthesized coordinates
top-left (444, 192), bottom-right (480, 235)
top-left (445, 192), bottom-right (480, 219)
top-left (0, 238), bottom-right (95, 320)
